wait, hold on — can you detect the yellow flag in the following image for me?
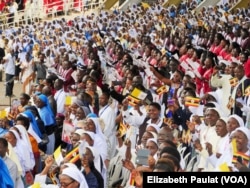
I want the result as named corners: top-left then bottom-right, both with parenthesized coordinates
top-left (231, 138), bottom-right (237, 153)
top-left (31, 183), bottom-right (41, 188)
top-left (0, 110), bottom-right (6, 119)
top-left (131, 88), bottom-right (147, 100)
top-left (219, 162), bottom-right (230, 172)
top-left (53, 145), bottom-right (63, 166)
top-left (118, 122), bottom-right (127, 138)
top-left (65, 96), bottom-right (72, 106)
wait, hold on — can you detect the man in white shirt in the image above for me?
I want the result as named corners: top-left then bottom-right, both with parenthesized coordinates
top-left (2, 47), bottom-right (15, 97)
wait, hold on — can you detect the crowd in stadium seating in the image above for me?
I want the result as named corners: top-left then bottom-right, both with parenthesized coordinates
top-left (0, 1), bottom-right (249, 187)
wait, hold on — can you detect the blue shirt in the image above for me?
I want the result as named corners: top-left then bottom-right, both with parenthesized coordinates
top-left (83, 171), bottom-right (99, 188)
top-left (38, 107), bottom-right (55, 126)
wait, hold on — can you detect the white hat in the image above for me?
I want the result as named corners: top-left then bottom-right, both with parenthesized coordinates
top-left (83, 131), bottom-right (95, 141)
top-left (146, 124), bottom-right (160, 133)
top-left (234, 127), bottom-right (250, 141)
top-left (61, 166), bottom-right (89, 188)
top-left (228, 114), bottom-right (244, 127)
top-left (146, 138), bottom-right (158, 147)
top-left (219, 59), bottom-right (230, 66)
top-left (75, 129), bottom-right (85, 136)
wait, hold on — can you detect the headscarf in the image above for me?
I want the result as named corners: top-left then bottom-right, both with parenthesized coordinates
top-left (85, 118), bottom-right (108, 161)
top-left (9, 127), bottom-right (35, 175)
top-left (146, 124), bottom-right (160, 133)
top-left (86, 146), bottom-right (106, 187)
top-left (21, 110), bottom-right (42, 139)
top-left (146, 138), bottom-right (158, 147)
top-left (56, 113), bottom-right (65, 119)
top-left (61, 166), bottom-right (89, 188)
top-left (62, 162), bottom-right (78, 169)
top-left (37, 94), bottom-right (55, 126)
top-left (206, 107), bottom-right (221, 118)
top-left (88, 117), bottom-right (106, 141)
top-left (219, 117), bottom-right (228, 125)
top-left (72, 98), bottom-right (91, 118)
top-left (81, 106), bottom-right (91, 117)
top-left (234, 127), bottom-right (250, 142)
top-left (0, 157), bottom-right (14, 188)
top-left (74, 128), bottom-right (85, 137)
top-left (86, 146), bottom-right (102, 175)
top-left (72, 97), bottom-right (85, 107)
top-left (37, 94), bottom-right (55, 118)
top-left (86, 113), bottom-right (98, 118)
top-left (83, 131), bottom-right (95, 141)
top-left (234, 127), bottom-right (250, 148)
top-left (228, 114), bottom-right (244, 127)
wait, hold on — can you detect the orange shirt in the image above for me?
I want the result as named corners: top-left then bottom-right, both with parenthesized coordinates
top-left (28, 133), bottom-right (40, 158)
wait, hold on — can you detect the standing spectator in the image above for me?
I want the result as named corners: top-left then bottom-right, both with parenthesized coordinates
top-left (2, 47), bottom-right (15, 97)
top-left (33, 53), bottom-right (47, 84)
top-left (7, 0), bottom-right (18, 26)
top-left (34, 94), bottom-right (56, 155)
top-left (58, 60), bottom-right (75, 93)
top-left (42, 86), bottom-right (57, 117)
top-left (20, 52), bottom-right (34, 94)
top-left (98, 91), bottom-right (117, 159)
top-left (54, 78), bottom-right (66, 114)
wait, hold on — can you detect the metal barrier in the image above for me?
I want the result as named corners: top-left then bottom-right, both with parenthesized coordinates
top-left (0, 0), bottom-right (103, 29)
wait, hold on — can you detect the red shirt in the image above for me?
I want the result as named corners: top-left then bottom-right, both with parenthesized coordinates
top-left (0, 2), bottom-right (5, 11)
top-left (209, 44), bottom-right (223, 56)
top-left (244, 58), bottom-right (250, 78)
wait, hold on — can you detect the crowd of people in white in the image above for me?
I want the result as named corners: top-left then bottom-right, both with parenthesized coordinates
top-left (0, 0), bottom-right (249, 188)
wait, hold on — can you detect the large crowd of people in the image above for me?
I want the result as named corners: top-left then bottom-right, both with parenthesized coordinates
top-left (0, 0), bottom-right (250, 187)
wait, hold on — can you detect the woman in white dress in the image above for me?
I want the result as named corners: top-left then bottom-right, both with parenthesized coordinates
top-left (20, 52), bottom-right (34, 94)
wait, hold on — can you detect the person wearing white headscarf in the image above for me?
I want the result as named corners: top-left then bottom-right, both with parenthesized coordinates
top-left (146, 124), bottom-right (160, 134)
top-left (81, 146), bottom-right (105, 188)
top-left (211, 115), bottom-right (247, 171)
top-left (4, 127), bottom-right (35, 186)
top-left (31, 155), bottom-right (89, 188)
top-left (205, 117), bottom-right (230, 171)
top-left (146, 138), bottom-right (158, 161)
top-left (14, 124), bottom-right (35, 158)
top-left (196, 108), bottom-right (221, 172)
top-left (228, 127), bottom-right (250, 172)
top-left (85, 117), bottom-right (108, 166)
top-left (60, 166), bottom-right (89, 188)
top-left (227, 114), bottom-right (244, 136)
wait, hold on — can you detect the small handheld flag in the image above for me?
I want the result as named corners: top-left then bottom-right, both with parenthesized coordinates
top-left (244, 86), bottom-right (250, 96)
top-left (127, 95), bottom-right (141, 107)
top-left (156, 85), bottom-right (169, 95)
top-left (185, 97), bottom-right (200, 107)
top-left (65, 146), bottom-right (80, 164)
top-left (229, 77), bottom-right (238, 87)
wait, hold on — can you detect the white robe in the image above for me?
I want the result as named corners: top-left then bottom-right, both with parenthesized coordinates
top-left (99, 104), bottom-right (117, 159)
